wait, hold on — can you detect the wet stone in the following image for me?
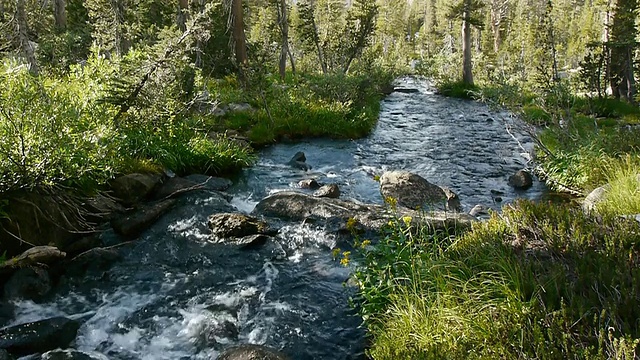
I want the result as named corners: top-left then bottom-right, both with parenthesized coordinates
top-left (0, 317), bottom-right (80, 356)
top-left (218, 345), bottom-right (288, 360)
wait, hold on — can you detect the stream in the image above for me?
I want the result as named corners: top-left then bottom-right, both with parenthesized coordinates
top-left (7, 77), bottom-right (549, 360)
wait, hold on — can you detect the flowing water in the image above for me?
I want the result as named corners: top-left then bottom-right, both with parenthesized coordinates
top-left (9, 77), bottom-right (549, 360)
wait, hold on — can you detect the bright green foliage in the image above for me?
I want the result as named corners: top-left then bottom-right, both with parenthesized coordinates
top-left (595, 155), bottom-right (640, 216)
top-left (0, 59), bottom-right (117, 191)
top-left (207, 70), bottom-right (392, 146)
top-left (354, 200), bottom-right (640, 359)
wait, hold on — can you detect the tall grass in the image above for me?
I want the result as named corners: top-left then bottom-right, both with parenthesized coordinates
top-left (596, 155), bottom-right (640, 216)
top-left (354, 201), bottom-right (640, 359)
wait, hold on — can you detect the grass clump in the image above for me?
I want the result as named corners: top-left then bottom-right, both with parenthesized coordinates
top-left (207, 70), bottom-right (392, 146)
top-left (436, 80), bottom-right (479, 99)
top-left (353, 201), bottom-right (640, 359)
top-left (595, 155), bottom-right (640, 216)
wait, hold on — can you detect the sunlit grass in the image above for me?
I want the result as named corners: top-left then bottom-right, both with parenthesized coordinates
top-left (354, 201), bottom-right (640, 359)
top-left (596, 155), bottom-right (640, 216)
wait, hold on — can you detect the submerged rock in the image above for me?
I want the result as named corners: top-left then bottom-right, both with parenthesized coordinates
top-left (508, 170), bottom-right (533, 190)
top-left (208, 213), bottom-right (273, 239)
top-left (0, 317), bottom-right (80, 356)
top-left (313, 184), bottom-right (340, 198)
top-left (379, 171), bottom-right (462, 212)
top-left (111, 199), bottom-right (177, 237)
top-left (253, 191), bottom-right (474, 233)
top-left (218, 345), bottom-right (288, 360)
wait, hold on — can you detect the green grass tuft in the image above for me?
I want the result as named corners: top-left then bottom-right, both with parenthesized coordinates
top-left (354, 201), bottom-right (640, 359)
top-left (436, 80), bottom-right (479, 99)
top-left (596, 155), bottom-right (640, 216)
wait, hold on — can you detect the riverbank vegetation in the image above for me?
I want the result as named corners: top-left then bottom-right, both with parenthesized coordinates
top-left (338, 0), bottom-right (640, 357)
top-left (353, 201), bottom-right (640, 359)
top-left (0, 0), bottom-right (400, 196)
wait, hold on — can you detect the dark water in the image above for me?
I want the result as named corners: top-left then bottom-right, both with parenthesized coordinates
top-left (8, 77), bottom-right (547, 360)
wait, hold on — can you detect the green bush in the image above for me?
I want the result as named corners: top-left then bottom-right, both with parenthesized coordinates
top-left (353, 201), bottom-right (640, 359)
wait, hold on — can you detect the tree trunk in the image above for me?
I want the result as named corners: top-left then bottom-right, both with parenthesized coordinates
top-left (277, 0), bottom-right (290, 80)
top-left (231, 0), bottom-right (247, 67)
top-left (462, 1), bottom-right (473, 85)
top-left (287, 47), bottom-right (296, 75)
top-left (16, 0), bottom-right (39, 75)
top-left (177, 0), bottom-right (188, 32)
top-left (54, 0), bottom-right (66, 30)
top-left (110, 0), bottom-right (129, 56)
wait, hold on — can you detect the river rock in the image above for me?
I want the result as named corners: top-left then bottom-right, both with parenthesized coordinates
top-left (313, 184), bottom-right (340, 198)
top-left (3, 267), bottom-right (51, 301)
top-left (153, 177), bottom-right (201, 199)
top-left (0, 349), bottom-right (11, 360)
top-left (508, 170), bottom-right (533, 189)
top-left (83, 194), bottom-right (126, 222)
top-left (469, 204), bottom-right (488, 217)
top-left (184, 175), bottom-right (233, 191)
top-left (379, 171), bottom-right (462, 211)
top-left (0, 246), bottom-right (66, 271)
top-left (40, 349), bottom-right (108, 360)
top-left (208, 213), bottom-right (273, 239)
top-left (111, 173), bottom-right (163, 205)
top-left (218, 345), bottom-right (288, 360)
top-left (111, 199), bottom-right (177, 237)
top-left (394, 88), bottom-right (420, 94)
top-left (582, 184), bottom-right (610, 213)
top-left (0, 302), bottom-right (15, 328)
top-left (0, 317), bottom-right (80, 356)
top-left (65, 247), bottom-right (122, 274)
top-left (253, 191), bottom-right (475, 233)
top-left (61, 236), bottom-right (103, 257)
top-left (288, 152), bottom-right (311, 171)
top-left (298, 179), bottom-right (321, 190)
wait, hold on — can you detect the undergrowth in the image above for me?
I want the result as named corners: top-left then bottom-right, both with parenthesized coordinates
top-left (353, 200), bottom-right (640, 359)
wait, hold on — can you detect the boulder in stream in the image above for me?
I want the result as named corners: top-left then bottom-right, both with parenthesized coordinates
top-left (0, 317), bottom-right (80, 356)
top-left (208, 213), bottom-right (274, 239)
top-left (313, 184), bottom-right (340, 198)
top-left (218, 345), bottom-right (289, 360)
top-left (111, 199), bottom-right (177, 237)
top-left (253, 191), bottom-right (475, 233)
top-left (298, 179), bottom-right (321, 190)
top-left (110, 173), bottom-right (163, 205)
top-left (288, 152), bottom-right (311, 171)
top-left (508, 170), bottom-right (533, 190)
top-left (184, 175), bottom-right (233, 191)
top-left (379, 171), bottom-right (462, 212)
